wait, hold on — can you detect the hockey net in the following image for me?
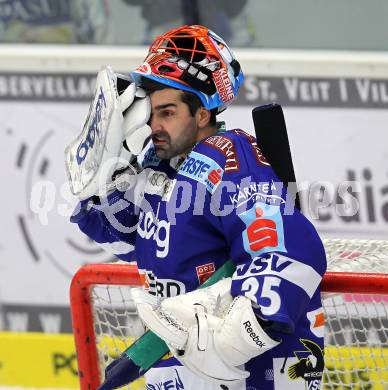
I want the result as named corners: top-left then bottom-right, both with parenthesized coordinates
top-left (70, 238), bottom-right (388, 390)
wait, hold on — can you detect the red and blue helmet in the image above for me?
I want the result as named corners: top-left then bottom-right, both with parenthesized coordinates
top-left (131, 25), bottom-right (244, 113)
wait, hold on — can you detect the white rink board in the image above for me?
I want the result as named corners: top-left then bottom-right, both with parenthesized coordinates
top-left (0, 101), bottom-right (116, 308)
top-left (221, 106), bottom-right (388, 239)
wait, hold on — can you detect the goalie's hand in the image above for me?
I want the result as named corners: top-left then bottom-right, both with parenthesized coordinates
top-left (132, 279), bottom-right (280, 384)
top-left (64, 65), bottom-right (151, 200)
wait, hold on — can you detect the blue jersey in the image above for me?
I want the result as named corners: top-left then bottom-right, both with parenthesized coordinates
top-left (71, 127), bottom-right (326, 390)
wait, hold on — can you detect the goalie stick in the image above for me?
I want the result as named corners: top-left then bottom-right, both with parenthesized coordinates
top-left (252, 103), bottom-right (300, 210)
top-left (96, 103), bottom-right (299, 389)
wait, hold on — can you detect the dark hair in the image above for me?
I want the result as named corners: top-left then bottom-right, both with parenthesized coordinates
top-left (140, 78), bottom-right (217, 126)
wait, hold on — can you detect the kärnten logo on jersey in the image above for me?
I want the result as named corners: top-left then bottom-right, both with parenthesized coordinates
top-left (230, 180), bottom-right (284, 208)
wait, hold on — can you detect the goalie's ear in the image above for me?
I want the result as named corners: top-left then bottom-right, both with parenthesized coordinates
top-left (196, 106), bottom-right (212, 129)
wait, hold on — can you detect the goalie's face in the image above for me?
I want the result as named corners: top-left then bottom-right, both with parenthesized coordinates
top-left (149, 88), bottom-right (211, 159)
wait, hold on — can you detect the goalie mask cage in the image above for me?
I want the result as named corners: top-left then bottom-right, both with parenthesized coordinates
top-left (70, 239), bottom-right (388, 390)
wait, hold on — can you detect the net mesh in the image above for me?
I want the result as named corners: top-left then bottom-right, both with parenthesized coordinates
top-left (91, 284), bottom-right (145, 389)
top-left (87, 239), bottom-right (388, 389)
top-left (322, 239), bottom-right (388, 389)
top-left (324, 238), bottom-right (388, 273)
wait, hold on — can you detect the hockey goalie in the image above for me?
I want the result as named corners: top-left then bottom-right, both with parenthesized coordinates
top-left (66, 25), bottom-right (327, 390)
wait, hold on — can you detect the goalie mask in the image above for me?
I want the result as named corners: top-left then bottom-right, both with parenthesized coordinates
top-left (131, 24), bottom-right (244, 113)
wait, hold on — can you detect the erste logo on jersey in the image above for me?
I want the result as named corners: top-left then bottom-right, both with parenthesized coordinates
top-left (204, 135), bottom-right (239, 172)
top-left (238, 202), bottom-right (286, 257)
top-left (178, 151), bottom-right (224, 193)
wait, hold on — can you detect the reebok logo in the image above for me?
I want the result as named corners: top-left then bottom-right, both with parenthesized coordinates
top-left (243, 320), bottom-right (266, 348)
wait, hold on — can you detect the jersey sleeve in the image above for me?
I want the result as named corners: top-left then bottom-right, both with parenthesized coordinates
top-left (195, 129), bottom-right (327, 334)
top-left (70, 188), bottom-right (139, 261)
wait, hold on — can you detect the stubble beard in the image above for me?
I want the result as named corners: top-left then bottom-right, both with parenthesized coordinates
top-left (154, 132), bottom-right (197, 160)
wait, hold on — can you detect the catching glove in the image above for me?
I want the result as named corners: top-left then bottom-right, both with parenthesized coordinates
top-left (65, 65), bottom-right (151, 200)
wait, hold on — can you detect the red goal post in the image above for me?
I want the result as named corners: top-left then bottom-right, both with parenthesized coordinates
top-left (70, 239), bottom-right (388, 390)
